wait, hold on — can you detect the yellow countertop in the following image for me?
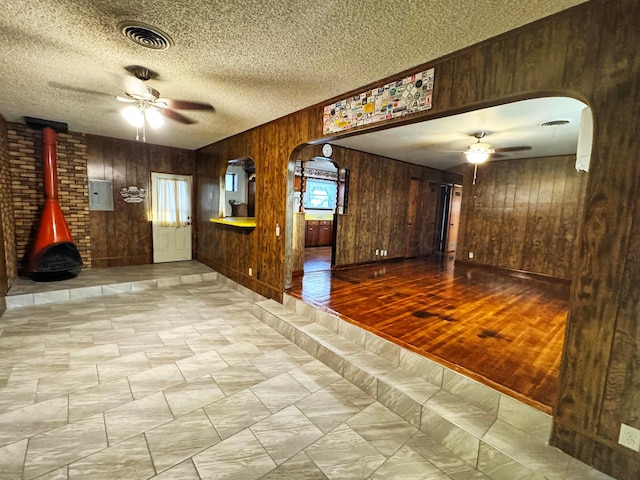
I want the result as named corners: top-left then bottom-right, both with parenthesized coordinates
top-left (210, 217), bottom-right (256, 228)
top-left (304, 213), bottom-right (334, 221)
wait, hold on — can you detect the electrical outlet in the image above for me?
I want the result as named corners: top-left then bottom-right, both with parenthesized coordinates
top-left (468, 252), bottom-right (474, 259)
top-left (618, 423), bottom-right (640, 452)
top-left (248, 267), bottom-right (252, 277)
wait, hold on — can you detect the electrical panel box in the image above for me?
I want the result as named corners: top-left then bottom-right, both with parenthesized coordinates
top-left (88, 179), bottom-right (114, 211)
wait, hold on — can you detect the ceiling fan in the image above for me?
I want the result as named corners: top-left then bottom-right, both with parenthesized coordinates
top-left (462, 131), bottom-right (532, 184)
top-left (116, 65), bottom-right (214, 141)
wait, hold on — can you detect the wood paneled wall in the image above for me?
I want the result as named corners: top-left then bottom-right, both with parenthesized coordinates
top-left (457, 155), bottom-right (587, 279)
top-left (294, 143), bottom-right (460, 267)
top-left (86, 135), bottom-right (195, 267)
top-left (195, 109), bottom-right (320, 298)
top-left (291, 212), bottom-right (305, 273)
top-left (194, 1), bottom-right (640, 477)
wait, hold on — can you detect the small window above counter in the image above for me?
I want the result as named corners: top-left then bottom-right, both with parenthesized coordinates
top-left (210, 217), bottom-right (256, 228)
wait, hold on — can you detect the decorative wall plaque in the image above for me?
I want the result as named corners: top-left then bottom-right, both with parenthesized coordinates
top-left (322, 67), bottom-right (434, 135)
top-left (120, 186), bottom-right (146, 203)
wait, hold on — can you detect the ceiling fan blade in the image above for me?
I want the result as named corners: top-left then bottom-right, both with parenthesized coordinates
top-left (115, 95), bottom-right (135, 103)
top-left (48, 81), bottom-right (112, 97)
top-left (163, 99), bottom-right (214, 111)
top-left (494, 146), bottom-right (532, 152)
top-left (151, 99), bottom-right (169, 109)
top-left (161, 109), bottom-right (196, 124)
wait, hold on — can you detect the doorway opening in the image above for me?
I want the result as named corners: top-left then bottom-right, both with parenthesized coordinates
top-left (404, 179), bottom-right (462, 260)
top-left (435, 183), bottom-right (463, 257)
top-left (294, 157), bottom-right (348, 273)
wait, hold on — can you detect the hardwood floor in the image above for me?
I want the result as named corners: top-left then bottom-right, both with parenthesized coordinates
top-left (303, 246), bottom-right (332, 272)
top-left (289, 253), bottom-right (569, 413)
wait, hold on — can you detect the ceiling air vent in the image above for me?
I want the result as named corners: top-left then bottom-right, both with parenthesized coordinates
top-left (118, 21), bottom-right (174, 50)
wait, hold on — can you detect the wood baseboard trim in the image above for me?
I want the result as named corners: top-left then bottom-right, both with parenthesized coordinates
top-left (333, 256), bottom-right (404, 271)
top-left (91, 256), bottom-right (152, 268)
top-left (454, 260), bottom-right (571, 285)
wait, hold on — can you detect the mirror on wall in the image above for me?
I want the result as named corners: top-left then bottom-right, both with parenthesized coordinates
top-left (224, 157), bottom-right (255, 217)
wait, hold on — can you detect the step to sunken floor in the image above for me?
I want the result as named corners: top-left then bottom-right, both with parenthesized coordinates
top-left (5, 271), bottom-right (219, 309)
top-left (250, 292), bottom-right (612, 480)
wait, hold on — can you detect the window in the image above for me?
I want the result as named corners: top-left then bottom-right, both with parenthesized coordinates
top-left (155, 177), bottom-right (191, 227)
top-left (225, 173), bottom-right (238, 192)
top-left (304, 179), bottom-right (337, 210)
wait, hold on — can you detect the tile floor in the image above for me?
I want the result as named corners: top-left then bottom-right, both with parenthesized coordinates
top-left (0, 264), bottom-right (493, 480)
top-left (0, 263), bottom-right (615, 480)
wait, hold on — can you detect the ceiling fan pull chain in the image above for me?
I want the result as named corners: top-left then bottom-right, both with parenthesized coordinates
top-left (473, 163), bottom-right (478, 185)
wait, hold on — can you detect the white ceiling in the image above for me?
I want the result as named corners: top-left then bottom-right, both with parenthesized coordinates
top-left (0, 1), bottom-right (587, 151)
top-left (330, 97), bottom-right (588, 170)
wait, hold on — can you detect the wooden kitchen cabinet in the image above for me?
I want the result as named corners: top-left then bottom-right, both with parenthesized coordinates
top-left (305, 220), bottom-right (333, 247)
top-left (318, 220), bottom-right (333, 246)
top-left (305, 221), bottom-right (319, 247)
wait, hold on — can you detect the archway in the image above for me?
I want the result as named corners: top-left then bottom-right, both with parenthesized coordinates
top-left (285, 95), bottom-right (592, 411)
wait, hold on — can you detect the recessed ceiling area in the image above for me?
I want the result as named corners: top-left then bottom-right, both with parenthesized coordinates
top-left (330, 97), bottom-right (588, 171)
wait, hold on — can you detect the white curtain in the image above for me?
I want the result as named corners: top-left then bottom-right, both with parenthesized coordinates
top-left (156, 178), bottom-right (190, 227)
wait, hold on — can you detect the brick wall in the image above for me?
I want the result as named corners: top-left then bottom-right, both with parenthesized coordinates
top-left (7, 124), bottom-right (91, 271)
top-left (0, 117), bottom-right (16, 292)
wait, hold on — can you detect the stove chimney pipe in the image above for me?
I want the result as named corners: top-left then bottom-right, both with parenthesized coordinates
top-left (25, 122), bottom-right (82, 279)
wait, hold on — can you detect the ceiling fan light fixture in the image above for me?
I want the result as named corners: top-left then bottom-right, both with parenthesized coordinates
top-left (145, 108), bottom-right (164, 129)
top-left (122, 105), bottom-right (144, 128)
top-left (464, 141), bottom-right (494, 164)
top-left (465, 150), bottom-right (491, 164)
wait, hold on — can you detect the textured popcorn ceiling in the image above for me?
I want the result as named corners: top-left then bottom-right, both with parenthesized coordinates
top-left (0, 0), bottom-right (587, 151)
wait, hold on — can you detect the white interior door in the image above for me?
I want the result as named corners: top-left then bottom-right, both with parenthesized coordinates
top-left (151, 172), bottom-right (192, 263)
